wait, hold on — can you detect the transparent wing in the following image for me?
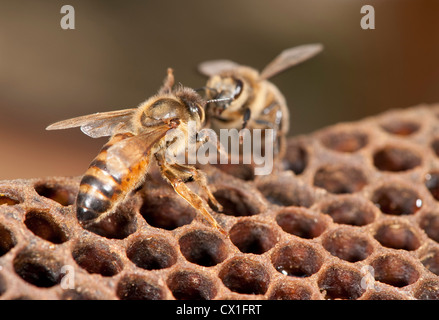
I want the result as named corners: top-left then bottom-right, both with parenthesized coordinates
top-left (46, 108), bottom-right (137, 138)
top-left (105, 124), bottom-right (172, 176)
top-left (259, 44), bottom-right (323, 80)
top-left (198, 59), bottom-right (241, 77)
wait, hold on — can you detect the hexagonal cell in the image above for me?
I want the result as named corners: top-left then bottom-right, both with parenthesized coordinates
top-left (13, 249), bottom-right (63, 288)
top-left (34, 182), bottom-right (76, 206)
top-left (380, 119), bottom-right (420, 136)
top-left (414, 279), bottom-right (439, 300)
top-left (117, 274), bottom-right (166, 300)
top-left (283, 140), bottom-right (308, 175)
top-left (425, 172), bottom-right (439, 201)
top-left (271, 242), bottom-right (323, 277)
top-left (0, 192), bottom-right (21, 205)
top-left (126, 235), bottom-right (177, 270)
top-left (322, 228), bottom-right (374, 262)
top-left (319, 196), bottom-right (376, 226)
top-left (276, 207), bottom-right (328, 239)
top-left (373, 146), bottom-right (421, 172)
top-left (373, 220), bottom-right (421, 251)
top-left (219, 257), bottom-right (270, 295)
top-left (370, 254), bottom-right (420, 287)
top-left (371, 185), bottom-right (422, 216)
top-left (229, 220), bottom-right (278, 255)
top-left (317, 264), bottom-right (365, 300)
top-left (0, 224), bottom-right (16, 257)
top-left (179, 229), bottom-right (227, 267)
top-left (313, 165), bottom-right (367, 194)
top-left (167, 270), bottom-right (217, 300)
top-left (140, 193), bottom-right (196, 230)
top-left (82, 203), bottom-right (138, 240)
top-left (24, 210), bottom-right (69, 244)
top-left (420, 247), bottom-right (439, 276)
top-left (319, 130), bottom-right (368, 153)
top-left (419, 211), bottom-right (439, 243)
top-left (72, 239), bottom-right (123, 277)
top-left (268, 280), bottom-right (316, 300)
top-left (211, 187), bottom-right (260, 216)
top-left (257, 174), bottom-right (315, 207)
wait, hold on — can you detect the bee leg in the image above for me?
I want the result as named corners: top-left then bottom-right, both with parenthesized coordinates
top-left (159, 163), bottom-right (227, 235)
top-left (239, 108), bottom-right (251, 144)
top-left (171, 163), bottom-right (223, 213)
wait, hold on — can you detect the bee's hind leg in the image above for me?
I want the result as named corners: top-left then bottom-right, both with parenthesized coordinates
top-left (158, 161), bottom-right (226, 235)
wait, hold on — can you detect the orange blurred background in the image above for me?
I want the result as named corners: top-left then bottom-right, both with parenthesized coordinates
top-left (0, 0), bottom-right (438, 179)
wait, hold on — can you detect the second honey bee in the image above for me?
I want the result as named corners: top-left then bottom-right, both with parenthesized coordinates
top-left (198, 44), bottom-right (323, 159)
top-left (46, 69), bottom-right (225, 234)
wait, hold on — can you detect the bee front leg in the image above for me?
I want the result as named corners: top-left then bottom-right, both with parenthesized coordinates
top-left (158, 161), bottom-right (226, 235)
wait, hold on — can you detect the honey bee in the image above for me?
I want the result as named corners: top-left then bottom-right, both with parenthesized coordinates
top-left (198, 44), bottom-right (323, 158)
top-left (46, 69), bottom-right (226, 234)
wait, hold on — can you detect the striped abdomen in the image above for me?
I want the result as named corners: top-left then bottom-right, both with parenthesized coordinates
top-left (76, 132), bottom-right (149, 222)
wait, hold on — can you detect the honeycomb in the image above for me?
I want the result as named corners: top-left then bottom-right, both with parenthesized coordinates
top-left (2, 104), bottom-right (439, 300)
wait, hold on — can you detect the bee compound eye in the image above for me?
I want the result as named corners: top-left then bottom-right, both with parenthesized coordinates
top-left (233, 79), bottom-right (244, 99)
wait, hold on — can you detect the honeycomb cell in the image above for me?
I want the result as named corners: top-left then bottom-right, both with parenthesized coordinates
top-left (320, 130), bottom-right (368, 153)
top-left (268, 280), bottom-right (315, 300)
top-left (140, 194), bottom-right (196, 230)
top-left (0, 192), bottom-right (21, 205)
top-left (24, 210), bottom-right (68, 244)
top-left (257, 177), bottom-right (315, 207)
top-left (317, 264), bottom-right (365, 300)
top-left (34, 182), bottom-right (76, 206)
top-left (83, 208), bottom-right (137, 240)
top-left (425, 172), bottom-right (439, 201)
top-left (72, 239), bottom-right (123, 277)
top-left (211, 187), bottom-right (259, 216)
top-left (0, 224), bottom-right (16, 256)
top-left (276, 207), bottom-right (328, 239)
top-left (313, 165), bottom-right (367, 194)
top-left (271, 242), bottom-right (323, 277)
top-left (322, 228), bottom-right (374, 262)
top-left (380, 119), bottom-right (420, 136)
top-left (371, 254), bottom-right (420, 287)
top-left (61, 288), bottom-right (101, 300)
top-left (179, 229), bottom-right (227, 267)
top-left (167, 270), bottom-right (217, 300)
top-left (13, 249), bottom-right (62, 288)
top-left (373, 221), bottom-right (421, 251)
top-left (420, 247), bottom-right (439, 276)
top-left (419, 212), bottom-right (439, 243)
top-left (229, 220), bottom-right (278, 254)
top-left (283, 140), bottom-right (308, 174)
top-left (319, 196), bottom-right (376, 226)
top-left (127, 235), bottom-right (177, 270)
top-left (219, 257), bottom-right (270, 295)
top-left (373, 146), bottom-right (421, 172)
top-left (414, 279), bottom-right (439, 300)
top-left (372, 185), bottom-right (422, 216)
top-left (117, 274), bottom-right (166, 300)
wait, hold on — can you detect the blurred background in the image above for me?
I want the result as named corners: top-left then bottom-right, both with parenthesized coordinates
top-left (0, 0), bottom-right (438, 179)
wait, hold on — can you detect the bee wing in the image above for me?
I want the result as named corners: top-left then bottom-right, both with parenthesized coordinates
top-left (198, 59), bottom-right (241, 77)
top-left (259, 44), bottom-right (323, 80)
top-left (105, 124), bottom-right (172, 176)
top-left (46, 108), bottom-right (137, 138)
